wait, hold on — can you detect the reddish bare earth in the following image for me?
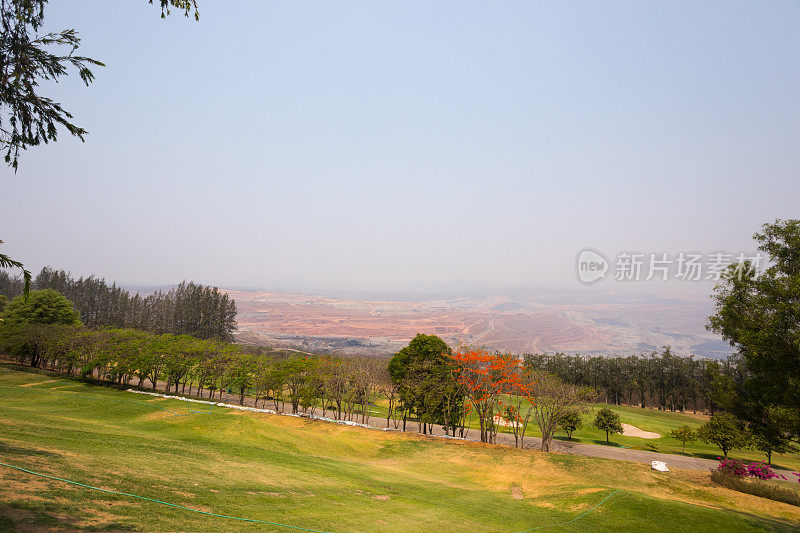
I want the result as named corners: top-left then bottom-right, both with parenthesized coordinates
top-left (227, 289), bottom-right (729, 357)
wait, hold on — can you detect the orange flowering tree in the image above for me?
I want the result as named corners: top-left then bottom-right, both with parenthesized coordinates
top-left (449, 348), bottom-right (525, 443)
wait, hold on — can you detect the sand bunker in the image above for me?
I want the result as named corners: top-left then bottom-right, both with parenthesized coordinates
top-left (493, 416), bottom-right (520, 428)
top-left (621, 423), bottom-right (660, 439)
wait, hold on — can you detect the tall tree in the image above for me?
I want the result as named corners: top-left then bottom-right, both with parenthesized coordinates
top-left (388, 333), bottom-right (455, 433)
top-left (24, 268), bottom-right (237, 340)
top-left (708, 219), bottom-right (800, 441)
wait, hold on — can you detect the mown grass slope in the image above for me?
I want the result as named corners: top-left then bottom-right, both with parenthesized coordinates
top-left (370, 396), bottom-right (800, 470)
top-left (1, 366), bottom-right (798, 532)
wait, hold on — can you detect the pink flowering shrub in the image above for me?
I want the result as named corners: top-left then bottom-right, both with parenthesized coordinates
top-left (716, 458), bottom-right (748, 477)
top-left (712, 462), bottom-right (800, 507)
top-left (716, 458), bottom-right (785, 480)
top-left (746, 462), bottom-right (784, 480)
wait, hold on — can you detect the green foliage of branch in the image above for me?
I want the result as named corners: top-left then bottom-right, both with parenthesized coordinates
top-left (0, 240), bottom-right (30, 298)
top-left (0, 289), bottom-right (81, 364)
top-left (1, 0), bottom-right (198, 170)
top-left (152, 0), bottom-right (199, 20)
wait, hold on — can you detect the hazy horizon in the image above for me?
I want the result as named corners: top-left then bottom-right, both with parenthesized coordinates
top-left (2, 1), bottom-right (798, 295)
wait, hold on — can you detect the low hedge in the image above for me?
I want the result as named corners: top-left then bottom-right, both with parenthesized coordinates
top-left (711, 470), bottom-right (800, 507)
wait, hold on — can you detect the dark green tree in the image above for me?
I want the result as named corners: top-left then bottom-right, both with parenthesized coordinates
top-left (593, 407), bottom-right (623, 444)
top-left (0, 289), bottom-right (80, 328)
top-left (388, 333), bottom-right (455, 432)
top-left (697, 413), bottom-right (750, 458)
top-left (0, 289), bottom-right (81, 365)
top-left (750, 406), bottom-right (797, 465)
top-left (523, 347), bottom-right (730, 415)
top-left (25, 268), bottom-right (236, 340)
top-left (559, 410), bottom-right (583, 440)
top-left (708, 219), bottom-right (800, 442)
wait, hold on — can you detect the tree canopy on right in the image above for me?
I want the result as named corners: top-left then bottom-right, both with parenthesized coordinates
top-left (708, 219), bottom-right (800, 443)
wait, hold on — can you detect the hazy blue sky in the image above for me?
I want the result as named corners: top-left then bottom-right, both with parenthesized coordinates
top-left (1, 1), bottom-right (798, 293)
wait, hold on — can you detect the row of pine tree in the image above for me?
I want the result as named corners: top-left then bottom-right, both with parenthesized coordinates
top-left (0, 267), bottom-right (237, 341)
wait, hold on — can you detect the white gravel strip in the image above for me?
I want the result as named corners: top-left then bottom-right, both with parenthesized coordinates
top-left (126, 388), bottom-right (411, 432)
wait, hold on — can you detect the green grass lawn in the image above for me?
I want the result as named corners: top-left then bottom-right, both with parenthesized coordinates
top-left (552, 403), bottom-right (799, 471)
top-left (370, 397), bottom-right (800, 471)
top-left (1, 366), bottom-right (799, 532)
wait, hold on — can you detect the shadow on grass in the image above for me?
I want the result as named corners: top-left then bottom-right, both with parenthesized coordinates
top-left (625, 491), bottom-right (800, 533)
top-left (0, 441), bottom-right (62, 459)
top-left (0, 502), bottom-right (133, 532)
top-left (690, 451), bottom-right (730, 461)
top-left (735, 512), bottom-right (800, 532)
top-left (587, 439), bottom-right (631, 448)
top-left (0, 362), bottom-right (124, 391)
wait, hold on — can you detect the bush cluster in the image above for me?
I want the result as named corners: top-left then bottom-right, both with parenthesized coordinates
top-left (711, 469), bottom-right (800, 507)
top-left (712, 458), bottom-right (800, 507)
top-left (717, 458), bottom-right (783, 480)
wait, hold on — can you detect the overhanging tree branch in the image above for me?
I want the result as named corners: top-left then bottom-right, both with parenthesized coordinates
top-left (0, 240), bottom-right (30, 299)
top-left (0, 0), bottom-right (198, 171)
